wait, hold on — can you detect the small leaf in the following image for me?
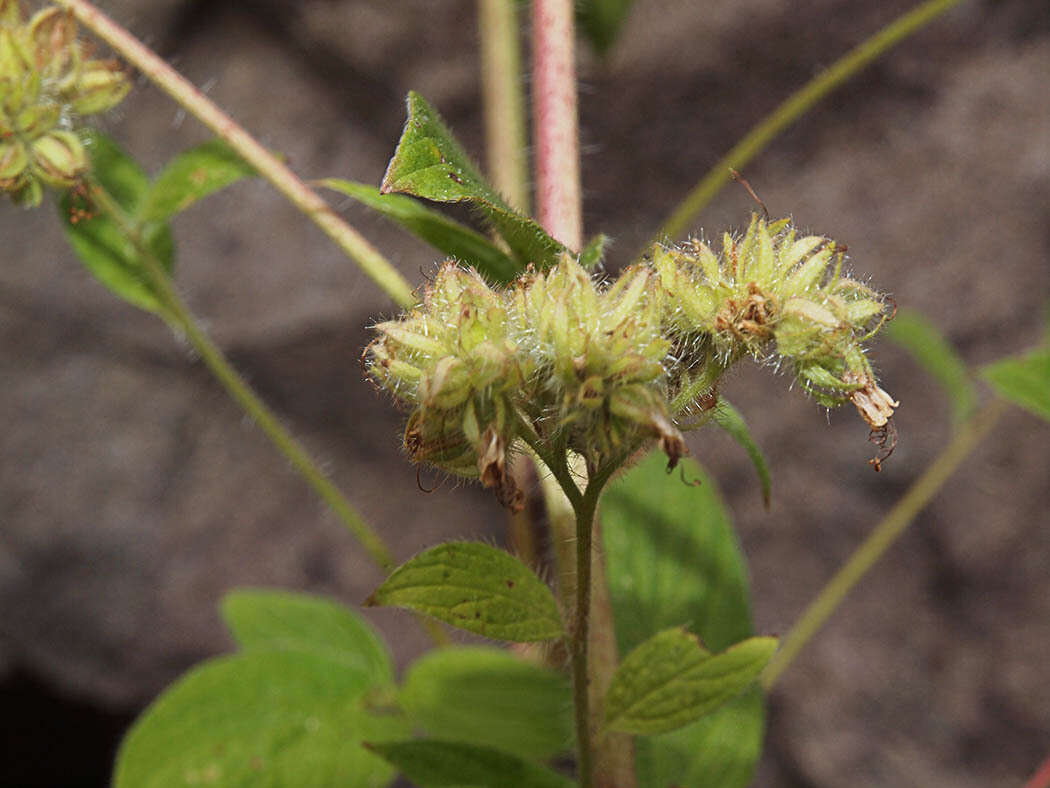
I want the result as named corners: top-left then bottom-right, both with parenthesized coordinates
top-left (382, 92), bottom-right (569, 272)
top-left (400, 646), bottom-right (572, 760)
top-left (887, 308), bottom-right (977, 426)
top-left (711, 398), bottom-right (771, 507)
top-left (320, 179), bottom-right (519, 284)
top-left (367, 740), bottom-right (575, 788)
top-left (114, 650), bottom-right (407, 788)
top-left (83, 131), bottom-right (149, 212)
top-left (140, 139), bottom-right (255, 223)
top-left (577, 0), bottom-right (637, 55)
top-left (982, 347), bottom-right (1050, 422)
top-left (221, 589), bottom-right (393, 684)
top-left (366, 542), bottom-right (563, 642)
top-left (580, 233), bottom-right (610, 269)
top-left (603, 628), bottom-right (777, 735)
top-left (59, 134), bottom-right (174, 315)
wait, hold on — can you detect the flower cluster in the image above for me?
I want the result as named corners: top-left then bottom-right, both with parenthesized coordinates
top-left (1, 2), bottom-right (129, 206)
top-left (366, 214), bottom-right (899, 507)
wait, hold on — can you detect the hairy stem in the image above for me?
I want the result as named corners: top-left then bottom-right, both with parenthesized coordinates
top-left (55, 0), bottom-right (415, 309)
top-left (532, 0), bottom-right (582, 249)
top-left (479, 0), bottom-right (530, 213)
top-left (646, 0), bottom-right (964, 250)
top-left (761, 397), bottom-right (1008, 689)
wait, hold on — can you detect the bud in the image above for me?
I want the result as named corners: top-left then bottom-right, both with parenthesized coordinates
top-left (0, 0), bottom-right (23, 27)
top-left (0, 136), bottom-right (28, 180)
top-left (30, 128), bottom-right (85, 184)
top-left (70, 59), bottom-right (129, 115)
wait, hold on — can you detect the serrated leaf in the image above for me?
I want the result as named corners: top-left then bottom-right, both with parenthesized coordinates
top-left (382, 92), bottom-right (569, 272)
top-left (320, 179), bottom-right (519, 284)
top-left (982, 347), bottom-right (1050, 422)
top-left (367, 740), bottom-right (574, 788)
top-left (114, 650), bottom-right (407, 788)
top-left (221, 589), bottom-right (393, 685)
top-left (601, 451), bottom-right (765, 787)
top-left (603, 628), bottom-right (777, 735)
top-left (140, 138), bottom-right (255, 223)
top-left (578, 0), bottom-right (637, 55)
top-left (365, 542), bottom-right (563, 642)
top-left (400, 646), bottom-right (572, 760)
top-left (59, 133), bottom-right (174, 315)
top-left (887, 308), bottom-right (977, 426)
top-left (711, 398), bottom-right (771, 507)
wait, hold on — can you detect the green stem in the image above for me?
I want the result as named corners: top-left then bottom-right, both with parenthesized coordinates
top-left (479, 0), bottom-right (530, 214)
top-left (568, 468), bottom-right (608, 788)
top-left (56, 0), bottom-right (415, 309)
top-left (761, 397), bottom-right (1008, 690)
top-left (645, 0), bottom-right (964, 250)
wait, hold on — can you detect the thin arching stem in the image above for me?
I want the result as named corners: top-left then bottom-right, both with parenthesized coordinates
top-left (761, 397), bottom-right (1008, 689)
top-left (54, 0), bottom-right (416, 309)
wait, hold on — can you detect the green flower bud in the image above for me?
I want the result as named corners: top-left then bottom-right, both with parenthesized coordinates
top-left (69, 59), bottom-right (130, 115)
top-left (30, 128), bottom-right (85, 185)
top-left (0, 136), bottom-right (28, 179)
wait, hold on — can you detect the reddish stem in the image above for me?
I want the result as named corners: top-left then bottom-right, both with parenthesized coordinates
top-left (1024, 752), bottom-right (1050, 788)
top-left (531, 0), bottom-right (582, 250)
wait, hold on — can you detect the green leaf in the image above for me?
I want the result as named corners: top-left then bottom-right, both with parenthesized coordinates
top-left (320, 178), bottom-right (519, 284)
top-left (603, 628), bottom-right (777, 735)
top-left (140, 139), bottom-right (256, 223)
top-left (365, 542), bottom-right (563, 642)
top-left (886, 308), bottom-right (977, 426)
top-left (601, 451), bottom-right (765, 787)
top-left (382, 92), bottom-right (569, 272)
top-left (84, 130), bottom-right (149, 211)
top-left (601, 452), bottom-right (753, 654)
top-left (635, 689), bottom-right (765, 788)
top-left (577, 0), bottom-right (637, 55)
top-left (400, 646), bottom-right (572, 760)
top-left (114, 650), bottom-right (407, 788)
top-left (367, 740), bottom-right (575, 788)
top-left (711, 398), bottom-right (772, 507)
top-left (221, 589), bottom-right (393, 685)
top-left (580, 233), bottom-right (610, 269)
top-left (982, 347), bottom-right (1050, 422)
top-left (59, 134), bottom-right (174, 315)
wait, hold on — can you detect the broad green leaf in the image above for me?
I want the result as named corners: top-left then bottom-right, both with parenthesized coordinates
top-left (711, 398), bottom-right (772, 507)
top-left (601, 451), bottom-right (765, 787)
top-left (365, 542), bottom-right (563, 642)
top-left (221, 589), bottom-right (393, 684)
top-left (887, 308), bottom-right (977, 426)
top-left (382, 92), bottom-right (568, 272)
top-left (114, 650), bottom-right (407, 788)
top-left (140, 139), bottom-right (255, 223)
top-left (601, 452), bottom-right (753, 654)
top-left (367, 740), bottom-right (574, 788)
top-left (578, 0), bottom-right (637, 55)
top-left (982, 347), bottom-right (1050, 422)
top-left (59, 133), bottom-right (174, 315)
top-left (400, 646), bottom-right (572, 760)
top-left (635, 689), bottom-right (764, 788)
top-left (603, 628), bottom-right (777, 735)
top-left (320, 179), bottom-right (519, 284)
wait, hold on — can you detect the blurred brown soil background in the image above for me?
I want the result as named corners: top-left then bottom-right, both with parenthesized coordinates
top-left (1, 0), bottom-right (1048, 785)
